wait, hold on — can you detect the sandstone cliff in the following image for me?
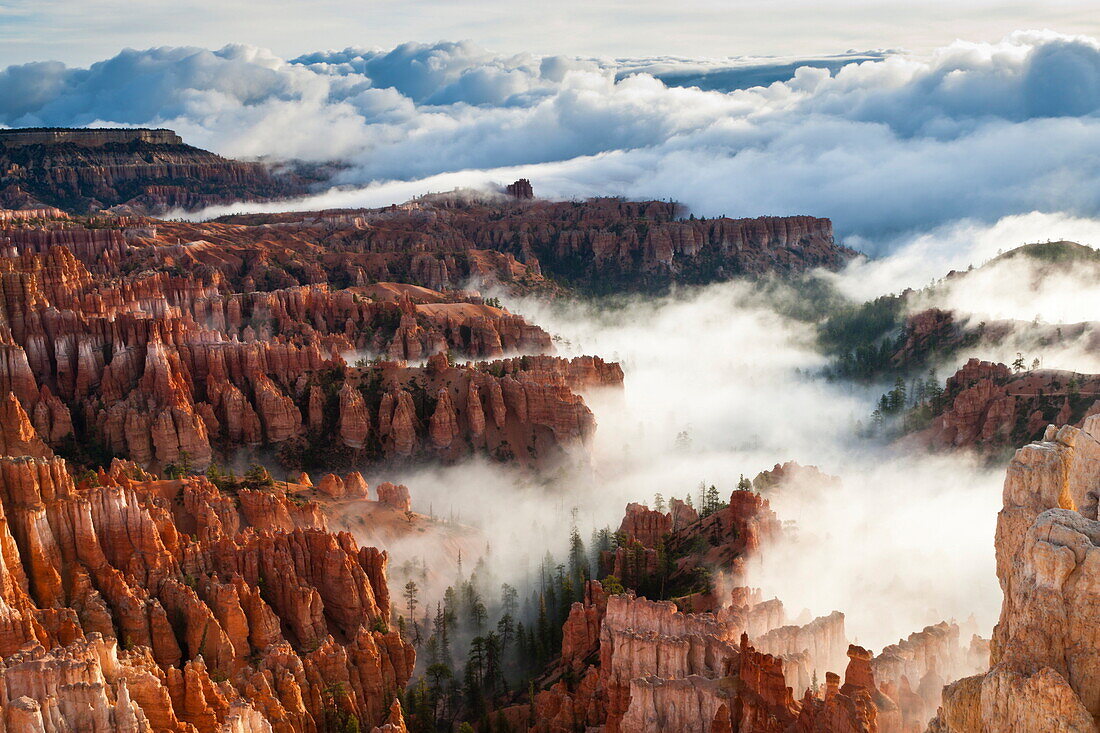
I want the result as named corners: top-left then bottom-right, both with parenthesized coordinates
top-left (927, 417), bottom-right (1100, 731)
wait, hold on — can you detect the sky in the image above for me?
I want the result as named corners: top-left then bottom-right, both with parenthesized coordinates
top-left (3, 0), bottom-right (1099, 67)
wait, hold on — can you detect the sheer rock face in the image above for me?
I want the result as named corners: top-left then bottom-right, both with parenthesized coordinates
top-left (0, 455), bottom-right (414, 731)
top-left (928, 417), bottom-right (1100, 732)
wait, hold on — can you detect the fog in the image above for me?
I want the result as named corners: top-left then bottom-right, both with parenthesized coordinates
top-left (346, 277), bottom-right (1005, 654)
top-left (828, 212), bottom-right (1100, 373)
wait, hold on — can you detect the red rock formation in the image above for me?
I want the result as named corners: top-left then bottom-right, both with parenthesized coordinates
top-left (506, 179), bottom-right (534, 199)
top-left (0, 229), bottom-right (609, 470)
top-left (526, 585), bottom-right (912, 733)
top-left (376, 483), bottom-right (411, 512)
top-left (927, 417), bottom-right (1100, 731)
top-left (915, 358), bottom-right (1100, 451)
top-left (618, 502), bottom-right (672, 548)
top-left (156, 197), bottom-right (853, 293)
top-left (0, 452), bottom-right (414, 731)
top-left (604, 489), bottom-right (781, 598)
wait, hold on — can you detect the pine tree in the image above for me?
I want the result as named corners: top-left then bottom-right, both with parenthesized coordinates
top-left (568, 521), bottom-right (587, 585)
top-left (535, 594), bottom-right (551, 663)
top-left (404, 580), bottom-right (421, 646)
top-left (702, 484), bottom-right (721, 517)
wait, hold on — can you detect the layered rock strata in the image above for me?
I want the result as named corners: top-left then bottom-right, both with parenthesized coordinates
top-left (0, 128), bottom-right (306, 214)
top-left (927, 417), bottom-right (1100, 731)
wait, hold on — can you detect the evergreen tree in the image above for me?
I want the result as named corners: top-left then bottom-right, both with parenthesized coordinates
top-left (567, 520), bottom-right (587, 585)
top-left (403, 581), bottom-right (420, 645)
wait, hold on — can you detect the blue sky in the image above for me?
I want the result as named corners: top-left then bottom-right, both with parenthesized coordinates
top-left (3, 0), bottom-right (1099, 66)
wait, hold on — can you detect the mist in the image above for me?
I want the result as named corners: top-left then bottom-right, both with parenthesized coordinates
top-left (335, 276), bottom-right (1005, 655)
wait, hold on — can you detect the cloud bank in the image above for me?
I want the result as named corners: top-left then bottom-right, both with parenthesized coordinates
top-left (4, 32), bottom-right (1100, 246)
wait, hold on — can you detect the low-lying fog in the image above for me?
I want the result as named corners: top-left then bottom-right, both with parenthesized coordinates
top-left (368, 264), bottom-right (1018, 653)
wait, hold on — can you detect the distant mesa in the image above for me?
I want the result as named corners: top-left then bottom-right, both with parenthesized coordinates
top-left (0, 126), bottom-right (308, 215)
top-left (505, 178), bottom-right (534, 199)
top-left (0, 127), bottom-right (184, 148)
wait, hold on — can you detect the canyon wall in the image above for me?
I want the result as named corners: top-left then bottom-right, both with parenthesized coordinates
top-left (927, 417), bottom-right (1100, 731)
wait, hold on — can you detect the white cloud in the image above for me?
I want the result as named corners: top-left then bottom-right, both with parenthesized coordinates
top-left (5, 32), bottom-right (1100, 248)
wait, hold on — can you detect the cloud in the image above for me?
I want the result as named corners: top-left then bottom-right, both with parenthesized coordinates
top-left (4, 32), bottom-right (1100, 246)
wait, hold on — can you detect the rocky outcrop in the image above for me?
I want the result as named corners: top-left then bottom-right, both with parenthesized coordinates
top-left (505, 179), bottom-right (534, 199)
top-left (916, 359), bottom-right (1100, 451)
top-left (528, 584), bottom-right (914, 733)
top-left (603, 489), bottom-right (781, 602)
top-left (927, 417), bottom-right (1100, 731)
top-left (375, 482), bottom-right (411, 512)
top-left (184, 197), bottom-right (855, 294)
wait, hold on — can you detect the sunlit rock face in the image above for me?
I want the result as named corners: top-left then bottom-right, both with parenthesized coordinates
top-left (0, 451), bottom-right (416, 731)
top-left (928, 417), bottom-right (1100, 732)
top-left (509, 582), bottom-right (962, 733)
